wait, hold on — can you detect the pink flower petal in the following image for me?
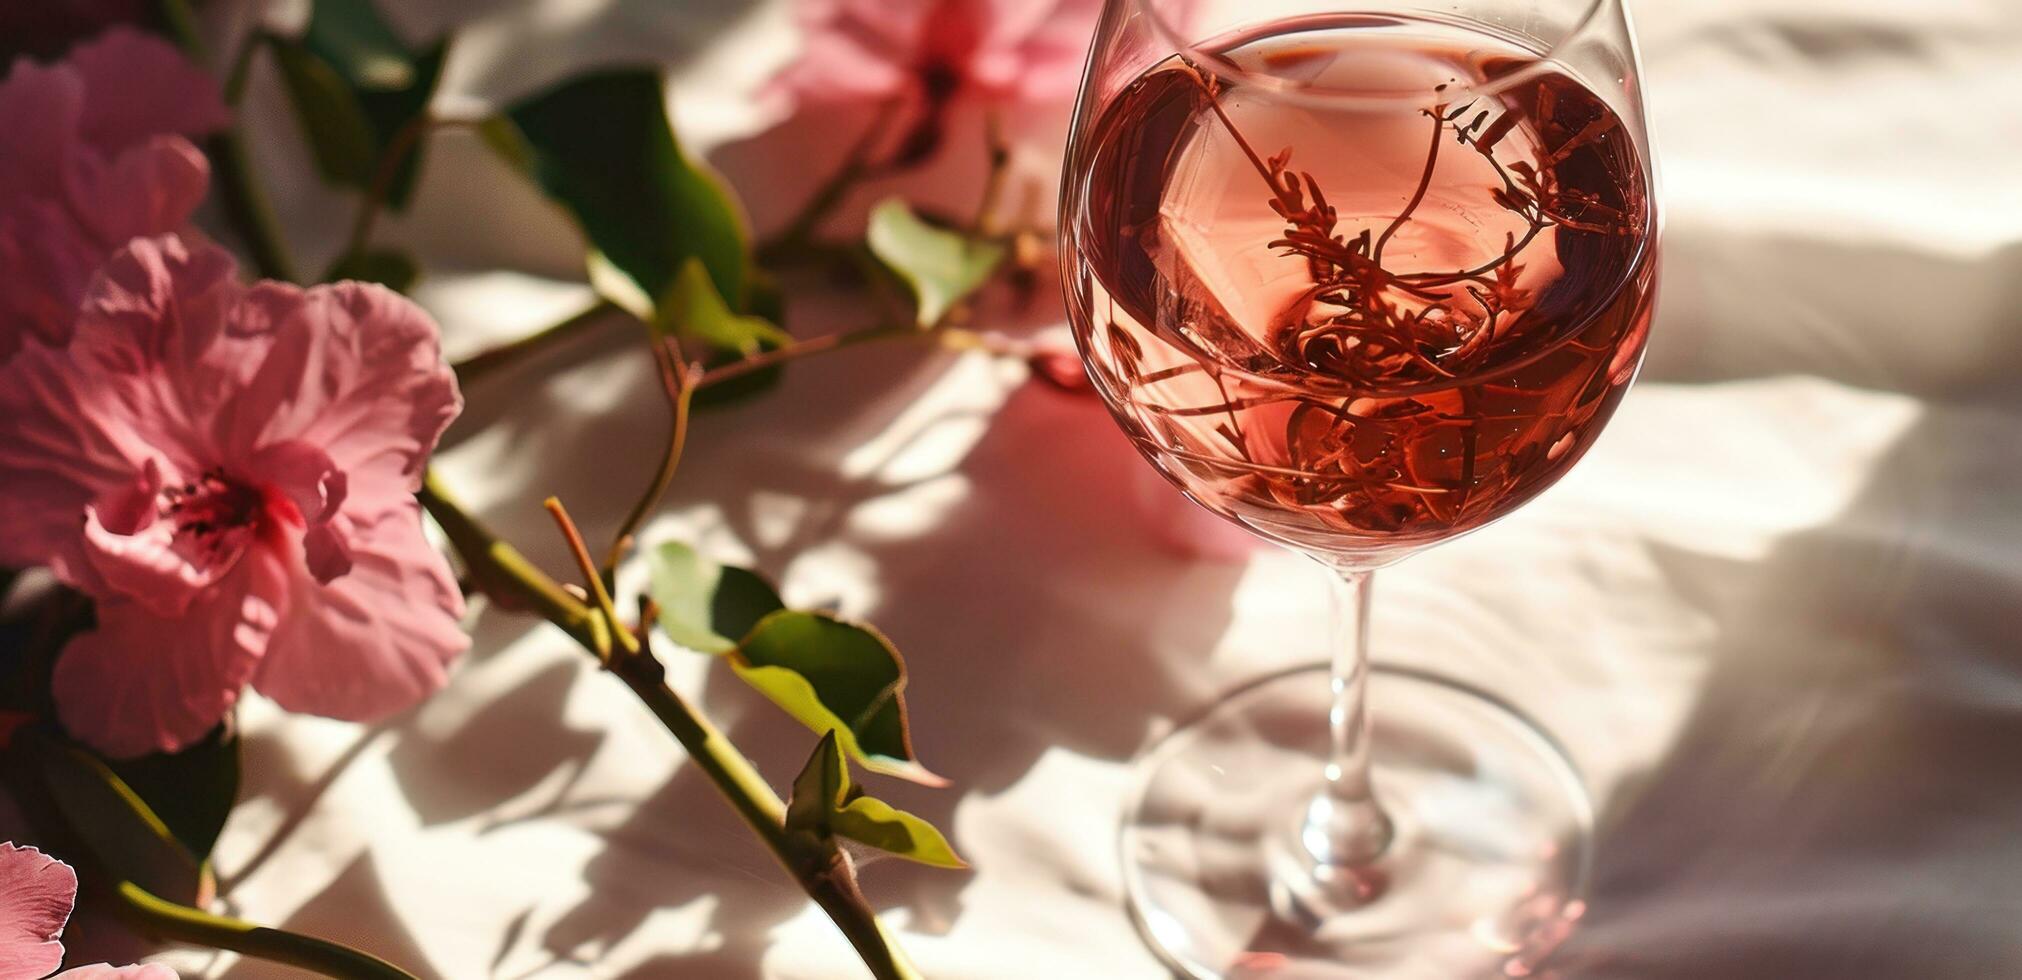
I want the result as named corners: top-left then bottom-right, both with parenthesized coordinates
top-left (242, 440), bottom-right (351, 584)
top-left (0, 32), bottom-right (221, 362)
top-left (66, 27), bottom-right (228, 153)
top-left (220, 282), bottom-right (460, 512)
top-left (773, 30), bottom-right (914, 103)
top-left (0, 197), bottom-right (103, 355)
top-left (53, 547), bottom-right (286, 758)
top-left (52, 964), bottom-right (179, 980)
top-left (0, 57), bottom-right (84, 199)
top-left (253, 501), bottom-right (467, 722)
top-left (73, 234), bottom-right (245, 389)
top-left (0, 353), bottom-right (162, 576)
top-left (63, 135), bottom-right (210, 249)
top-left (777, 0), bottom-right (1101, 107)
top-left (243, 440), bottom-right (347, 525)
top-left (0, 843), bottom-right (77, 980)
top-left (0, 236), bottom-right (247, 579)
top-left (80, 499), bottom-right (219, 618)
top-left (72, 457), bottom-right (234, 617)
top-left (90, 456), bottom-right (161, 536)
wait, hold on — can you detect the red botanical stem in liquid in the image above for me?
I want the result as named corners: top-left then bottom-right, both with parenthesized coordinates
top-left (1066, 14), bottom-right (1657, 558)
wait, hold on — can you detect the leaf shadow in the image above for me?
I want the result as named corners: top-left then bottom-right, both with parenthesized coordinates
top-left (385, 659), bottom-right (605, 828)
top-left (218, 852), bottom-right (447, 980)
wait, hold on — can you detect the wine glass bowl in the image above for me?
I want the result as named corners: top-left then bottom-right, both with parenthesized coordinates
top-left (1059, 1), bottom-right (1658, 975)
top-left (1065, 7), bottom-right (1657, 563)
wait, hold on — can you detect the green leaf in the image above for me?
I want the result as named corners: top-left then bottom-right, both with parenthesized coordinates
top-left (785, 729), bottom-right (848, 838)
top-left (271, 41), bottom-right (379, 186)
top-left (785, 731), bottom-right (964, 868)
top-left (865, 198), bottom-right (1006, 328)
top-left (299, 0), bottom-right (416, 90)
top-left (656, 259), bottom-right (789, 356)
top-left (500, 69), bottom-right (750, 314)
top-left (732, 611), bottom-right (944, 786)
top-left (325, 246), bottom-right (421, 292)
top-left (272, 0), bottom-right (447, 209)
top-left (586, 250), bottom-right (654, 323)
top-left (834, 794), bottom-right (966, 869)
top-left (685, 268), bottom-right (790, 410)
top-left (101, 725), bottom-right (241, 863)
top-left (647, 541), bottom-right (785, 655)
top-left (21, 728), bottom-right (209, 903)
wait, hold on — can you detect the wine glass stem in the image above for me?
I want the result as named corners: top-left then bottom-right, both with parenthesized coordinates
top-left (1303, 563), bottom-right (1395, 868)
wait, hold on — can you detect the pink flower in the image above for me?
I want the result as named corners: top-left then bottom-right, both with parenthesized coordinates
top-left (776, 0), bottom-right (1101, 110)
top-left (0, 235), bottom-right (468, 758)
top-left (0, 27), bottom-right (228, 363)
top-left (0, 843), bottom-right (174, 980)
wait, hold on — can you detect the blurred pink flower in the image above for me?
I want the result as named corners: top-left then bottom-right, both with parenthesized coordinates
top-left (776, 0), bottom-right (1102, 110)
top-left (0, 27), bottom-right (228, 363)
top-left (0, 235), bottom-right (468, 759)
top-left (0, 843), bottom-right (174, 980)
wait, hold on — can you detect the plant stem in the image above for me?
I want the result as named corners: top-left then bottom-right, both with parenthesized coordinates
top-left (421, 477), bottom-right (920, 979)
top-left (755, 98), bottom-right (904, 266)
top-left (695, 323), bottom-right (913, 390)
top-left (112, 882), bottom-right (419, 980)
top-left (607, 638), bottom-right (920, 980)
top-left (418, 471), bottom-right (598, 650)
top-left (970, 111), bottom-right (1011, 237)
top-left (342, 114), bottom-right (483, 262)
top-left (343, 112), bottom-right (437, 260)
top-left (208, 133), bottom-right (299, 282)
top-left (222, 31), bottom-right (261, 105)
top-left (605, 342), bottom-right (699, 575)
top-left (451, 299), bottom-right (623, 386)
top-left (543, 498), bottom-right (635, 659)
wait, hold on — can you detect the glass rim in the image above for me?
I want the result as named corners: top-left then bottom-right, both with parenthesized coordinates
top-left (1128, 0), bottom-right (1617, 109)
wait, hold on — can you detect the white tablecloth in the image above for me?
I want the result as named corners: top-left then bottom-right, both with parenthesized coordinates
top-left (64, 0), bottom-right (2022, 976)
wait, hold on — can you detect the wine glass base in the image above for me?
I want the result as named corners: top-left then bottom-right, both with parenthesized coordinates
top-left (1121, 664), bottom-right (1594, 978)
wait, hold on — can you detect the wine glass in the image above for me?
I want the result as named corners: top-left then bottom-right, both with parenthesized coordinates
top-left (1058, 0), bottom-right (1658, 974)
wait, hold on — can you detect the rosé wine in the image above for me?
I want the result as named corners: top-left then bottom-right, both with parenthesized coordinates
top-left (1064, 13), bottom-right (1656, 559)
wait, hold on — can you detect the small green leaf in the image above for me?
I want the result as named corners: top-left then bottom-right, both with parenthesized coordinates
top-left (22, 728), bottom-right (209, 903)
top-left (834, 794), bottom-right (966, 869)
top-left (272, 0), bottom-right (447, 209)
top-left (346, 40), bottom-right (447, 209)
top-left (271, 41), bottom-right (379, 186)
top-left (500, 69), bottom-right (750, 313)
top-left (102, 725), bottom-right (241, 863)
top-left (785, 729), bottom-right (847, 838)
top-left (657, 259), bottom-right (790, 356)
top-left (647, 541), bottom-right (785, 655)
top-left (325, 247), bottom-right (421, 292)
top-left (586, 250), bottom-right (655, 323)
top-left (865, 198), bottom-right (1006, 328)
top-left (784, 731), bottom-right (964, 868)
top-left (298, 0), bottom-right (416, 90)
top-left (732, 611), bottom-right (944, 786)
top-left (686, 268), bottom-right (790, 410)
top-left (477, 115), bottom-right (536, 173)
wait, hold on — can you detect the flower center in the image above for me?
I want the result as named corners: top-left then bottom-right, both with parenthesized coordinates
top-left (161, 469), bottom-right (267, 556)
